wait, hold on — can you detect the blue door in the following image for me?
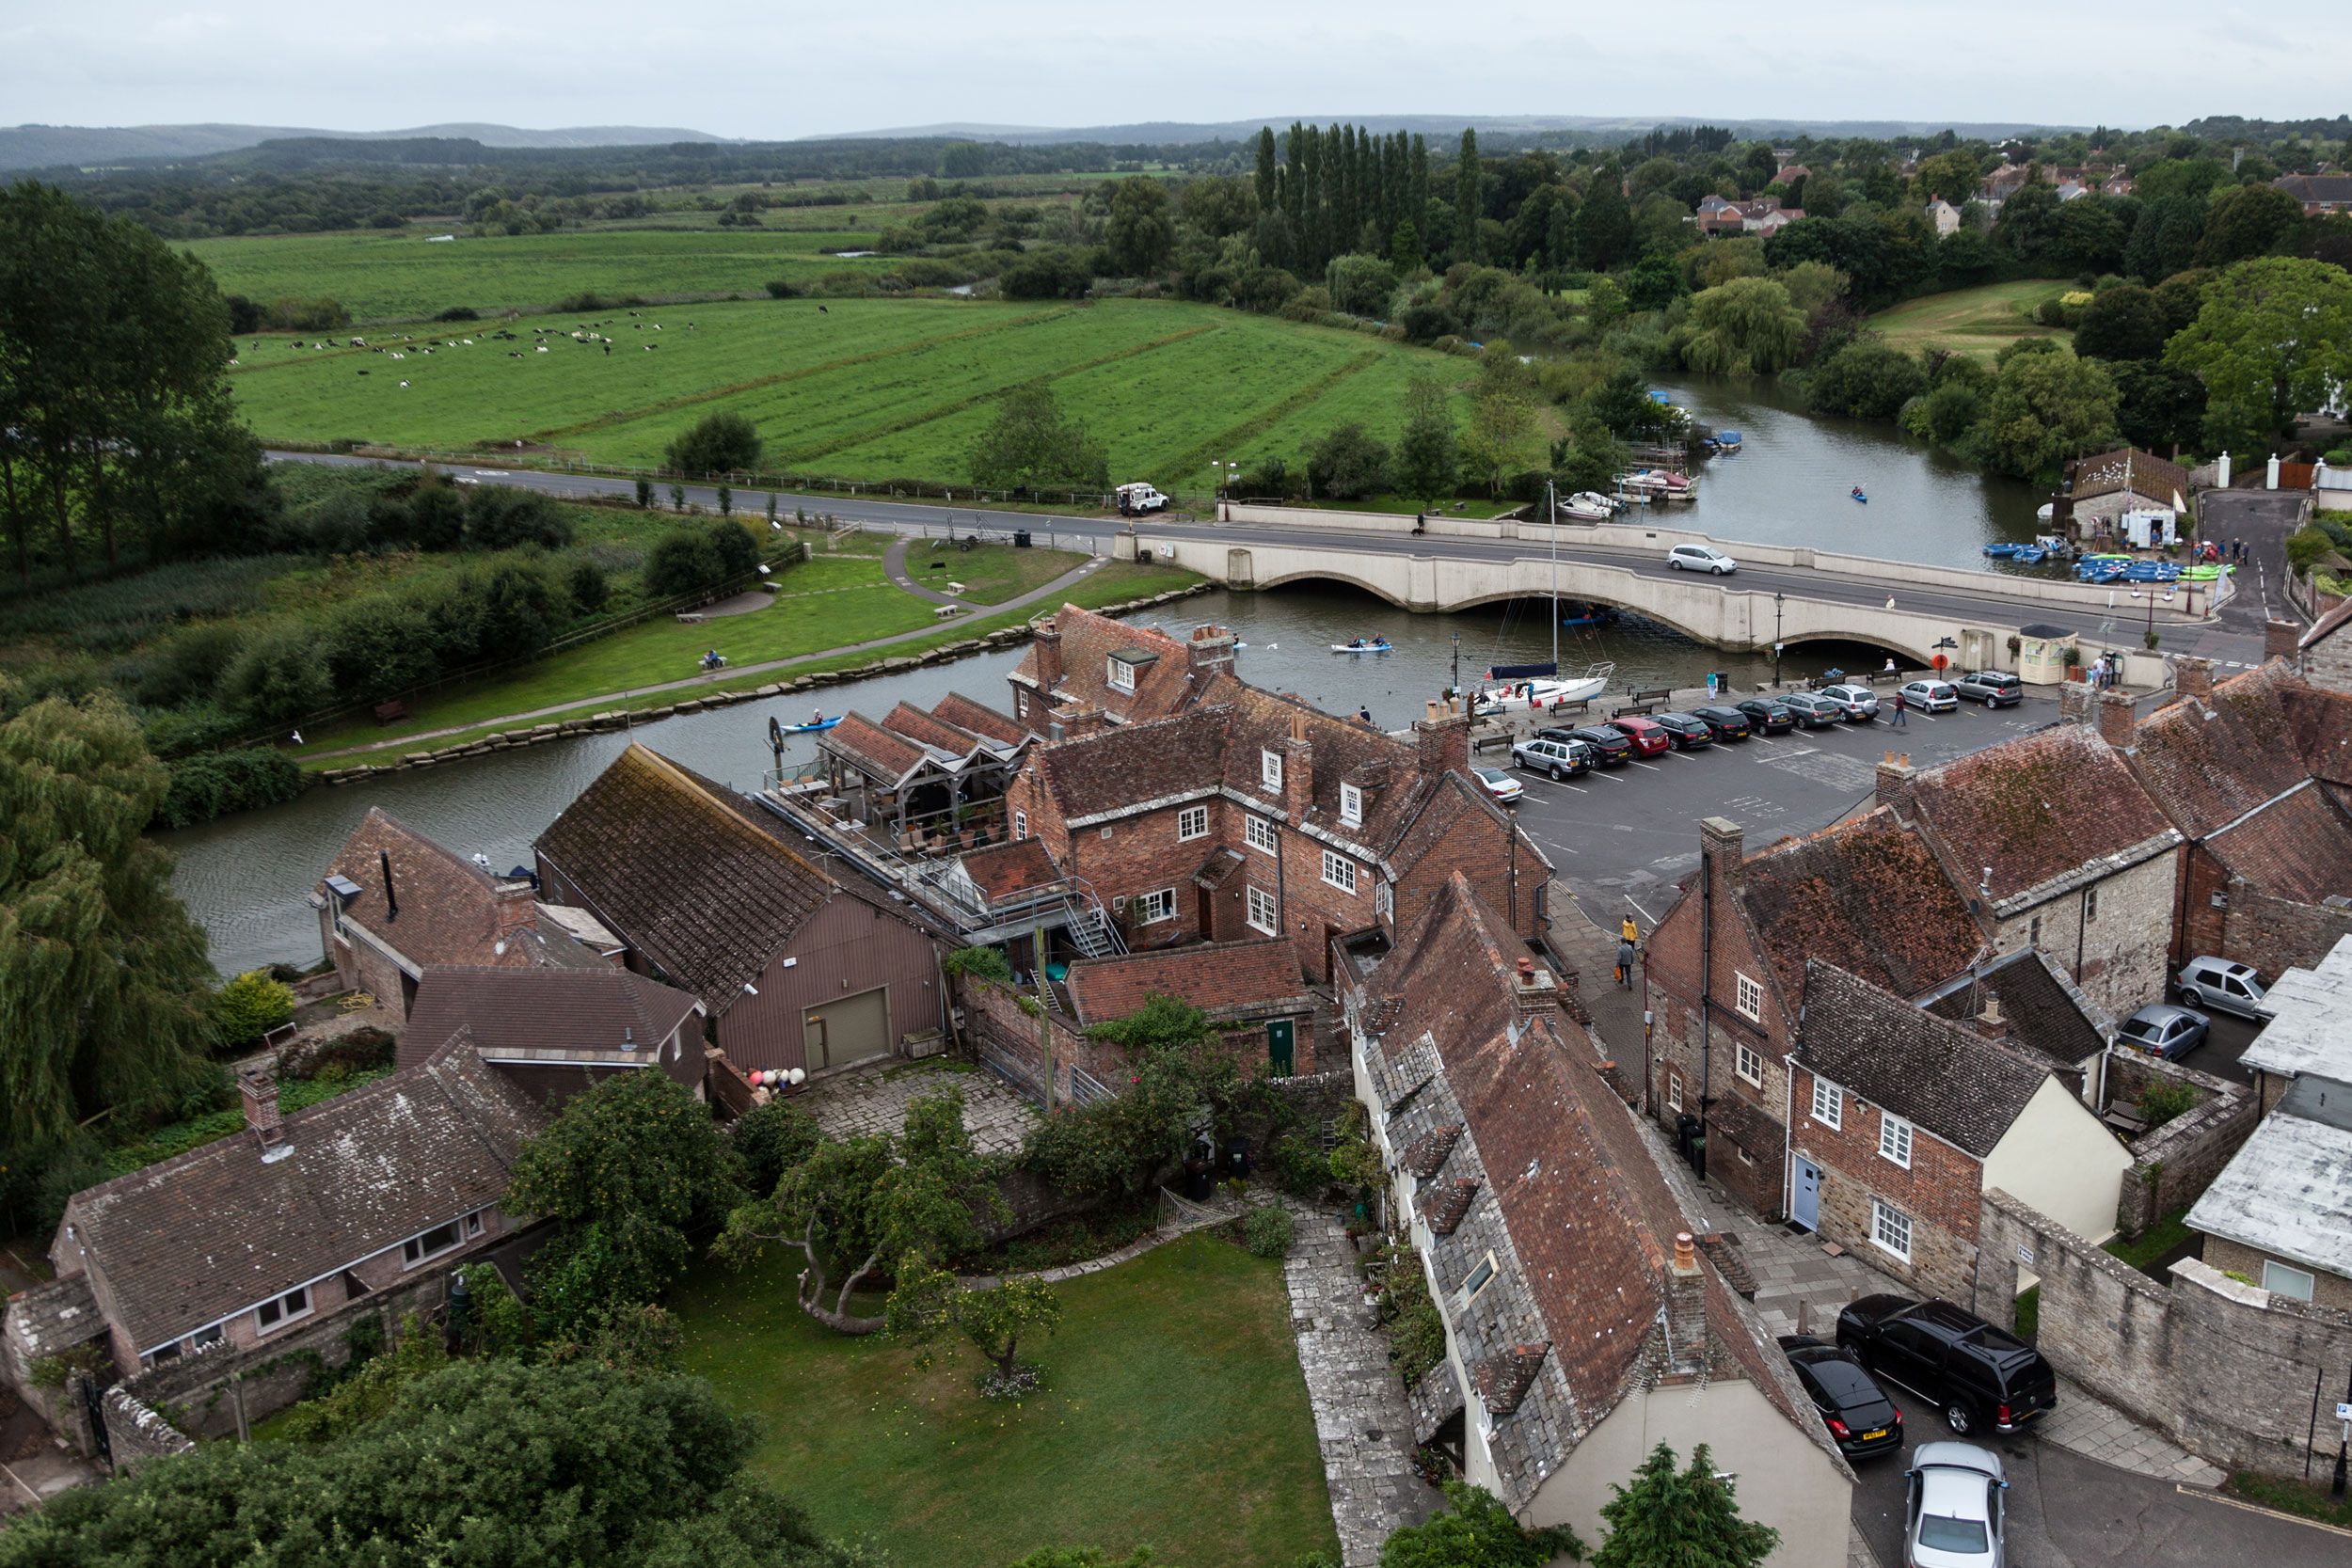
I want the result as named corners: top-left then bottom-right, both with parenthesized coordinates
top-left (1791, 1157), bottom-right (1822, 1230)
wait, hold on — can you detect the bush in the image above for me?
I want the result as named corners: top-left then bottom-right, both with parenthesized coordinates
top-left (263, 296), bottom-right (349, 332)
top-left (159, 747), bottom-right (307, 829)
top-left (1267, 1132), bottom-right (1331, 1197)
top-left (664, 411), bottom-right (765, 476)
top-left (212, 969), bottom-right (297, 1047)
top-left (463, 486), bottom-right (573, 550)
top-left (2284, 527), bottom-right (2336, 579)
top-left (554, 291), bottom-right (609, 313)
top-left (2138, 1080), bottom-right (2199, 1128)
top-left (434, 306), bottom-right (480, 322)
top-left (1305, 422), bottom-right (1392, 500)
top-left (216, 621), bottom-right (331, 724)
top-left (1243, 1204), bottom-right (1295, 1259)
top-left (999, 247), bottom-right (1095, 300)
top-left (763, 277), bottom-right (800, 299)
top-left (732, 1100), bottom-right (822, 1197)
top-left (565, 559), bottom-right (610, 614)
top-left (943, 944), bottom-right (1013, 982)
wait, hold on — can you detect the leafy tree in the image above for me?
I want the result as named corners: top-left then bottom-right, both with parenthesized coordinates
top-left (887, 1264), bottom-right (1062, 1382)
top-left (1392, 374), bottom-right (1461, 502)
top-left (1305, 422), bottom-right (1392, 500)
top-left (464, 484), bottom-right (573, 550)
top-left (1676, 277), bottom-right (1805, 375)
top-left (1804, 340), bottom-right (1929, 420)
top-left (2166, 256), bottom-right (2352, 455)
top-left (475, 562), bottom-right (566, 660)
top-left (634, 476), bottom-right (654, 508)
top-left (1454, 130), bottom-right (1483, 264)
top-left (2073, 283), bottom-right (2170, 362)
top-left (1912, 149), bottom-right (1982, 204)
top-left (216, 620), bottom-right (331, 723)
top-left (1380, 1480), bottom-right (1579, 1568)
top-left (644, 527), bottom-right (728, 599)
top-left (2110, 360), bottom-right (2208, 454)
top-left (967, 383), bottom-right (1110, 493)
top-left (2046, 197), bottom-right (2129, 275)
top-left (2195, 182), bottom-right (2305, 267)
top-left (1968, 345), bottom-right (2119, 479)
top-left (1590, 1442), bottom-right (1775, 1568)
top-left (666, 410), bottom-right (764, 475)
top-left (1555, 411), bottom-right (1629, 496)
top-left (210, 969), bottom-right (294, 1047)
top-left (0, 683), bottom-right (216, 1152)
top-left (999, 247), bottom-right (1094, 300)
top-left (567, 559), bottom-right (610, 615)
top-left (733, 1098), bottom-right (823, 1198)
top-left (1572, 163), bottom-right (1634, 271)
top-left (2124, 193), bottom-right (2207, 282)
top-left (1391, 219), bottom-right (1423, 274)
top-left (1179, 174), bottom-right (1254, 240)
top-left (1327, 252), bottom-right (1398, 318)
top-left (1459, 356), bottom-right (1543, 495)
top-left (2150, 266), bottom-right (2216, 335)
top-left (1105, 179), bottom-right (1176, 276)
top-left (504, 1070), bottom-right (742, 1337)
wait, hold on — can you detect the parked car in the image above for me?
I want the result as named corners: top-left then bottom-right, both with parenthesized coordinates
top-left (1736, 697), bottom-right (1797, 734)
top-left (1903, 1443), bottom-right (2009, 1568)
top-left (1955, 670), bottom-right (2024, 707)
top-left (1565, 724), bottom-right (1635, 766)
top-left (1900, 679), bottom-right (1961, 713)
top-left (1820, 683), bottom-right (1883, 721)
top-left (2173, 955), bottom-right (2271, 1020)
top-left (1667, 543), bottom-right (1739, 575)
top-left (2117, 1003), bottom-right (2209, 1061)
top-left (1652, 712), bottom-right (1716, 750)
top-left (1512, 736), bottom-right (1592, 781)
top-left (1778, 1335), bottom-right (1904, 1459)
top-left (1692, 705), bottom-right (1755, 741)
top-left (1471, 766), bottom-right (1524, 805)
top-left (1836, 1295), bottom-right (2057, 1436)
top-left (1607, 716), bottom-right (1672, 756)
top-left (1781, 691), bottom-right (1847, 728)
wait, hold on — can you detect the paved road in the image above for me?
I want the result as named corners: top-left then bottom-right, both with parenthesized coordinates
top-left (267, 451), bottom-right (2251, 663)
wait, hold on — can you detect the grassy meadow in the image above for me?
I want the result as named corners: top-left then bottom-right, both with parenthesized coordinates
top-left (1866, 278), bottom-right (2075, 361)
top-left (229, 295), bottom-right (1482, 494)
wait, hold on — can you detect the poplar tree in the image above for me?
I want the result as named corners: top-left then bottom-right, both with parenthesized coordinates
top-left (1456, 129), bottom-right (1482, 264)
top-left (1254, 127), bottom-right (1279, 214)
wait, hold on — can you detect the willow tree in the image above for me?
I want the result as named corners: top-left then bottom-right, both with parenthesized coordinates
top-left (0, 680), bottom-right (216, 1150)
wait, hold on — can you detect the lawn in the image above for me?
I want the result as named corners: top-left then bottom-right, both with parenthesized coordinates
top-left (671, 1231), bottom-right (1337, 1568)
top-left (902, 542), bottom-right (1094, 605)
top-left (2103, 1205), bottom-right (2194, 1274)
top-left (1866, 280), bottom-right (2075, 362)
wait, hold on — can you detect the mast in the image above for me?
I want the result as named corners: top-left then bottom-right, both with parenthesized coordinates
top-left (1549, 477), bottom-right (1560, 670)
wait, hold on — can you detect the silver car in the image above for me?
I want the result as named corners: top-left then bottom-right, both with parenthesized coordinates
top-left (1666, 543), bottom-right (1738, 574)
top-left (2174, 956), bottom-right (2270, 1020)
top-left (2117, 1004), bottom-right (2208, 1060)
top-left (1899, 679), bottom-right (1960, 713)
top-left (1904, 1442), bottom-right (2008, 1568)
top-left (1820, 683), bottom-right (1882, 720)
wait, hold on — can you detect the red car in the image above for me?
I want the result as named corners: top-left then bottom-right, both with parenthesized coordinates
top-left (1607, 716), bottom-right (1672, 757)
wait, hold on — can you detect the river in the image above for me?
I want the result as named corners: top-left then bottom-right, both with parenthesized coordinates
top-left (167, 382), bottom-right (2044, 975)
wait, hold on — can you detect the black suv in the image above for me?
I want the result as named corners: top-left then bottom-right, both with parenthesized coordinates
top-left (1691, 705), bottom-right (1753, 741)
top-left (1651, 712), bottom-right (1715, 750)
top-left (1836, 1294), bottom-right (2057, 1436)
top-left (1565, 724), bottom-right (1635, 766)
top-left (1736, 697), bottom-right (1796, 734)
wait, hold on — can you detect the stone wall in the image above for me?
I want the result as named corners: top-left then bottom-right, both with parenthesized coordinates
top-left (2102, 1053), bottom-right (2257, 1237)
top-left (1791, 1065), bottom-right (1982, 1302)
top-left (100, 1384), bottom-right (196, 1472)
top-left (1973, 1188), bottom-right (2352, 1477)
top-left (1990, 853), bottom-right (2177, 1019)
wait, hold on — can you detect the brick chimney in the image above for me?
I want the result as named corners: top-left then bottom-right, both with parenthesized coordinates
top-left (2058, 680), bottom-right (2091, 726)
top-left (1664, 1231), bottom-right (1709, 1373)
top-left (1186, 623), bottom-right (1237, 682)
top-left (1030, 615), bottom-right (1064, 693)
top-left (2174, 656), bottom-right (2214, 704)
top-left (2093, 689), bottom-right (2137, 749)
top-left (492, 880), bottom-right (537, 943)
top-left (239, 1066), bottom-right (285, 1152)
top-left (1280, 713), bottom-right (1315, 819)
top-left (1415, 697), bottom-right (1470, 777)
top-left (1976, 992), bottom-right (2009, 1040)
top-left (1875, 752), bottom-right (1915, 816)
top-left (1511, 955), bottom-right (1560, 1020)
top-left (2265, 619), bottom-right (2303, 667)
top-left (1699, 816), bottom-right (1745, 892)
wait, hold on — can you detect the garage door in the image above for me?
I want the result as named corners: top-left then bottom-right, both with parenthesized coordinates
top-left (804, 987), bottom-right (890, 1072)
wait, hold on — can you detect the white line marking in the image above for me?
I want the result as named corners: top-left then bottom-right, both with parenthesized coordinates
top-left (1628, 896), bottom-right (1658, 925)
top-left (1629, 759), bottom-right (1663, 771)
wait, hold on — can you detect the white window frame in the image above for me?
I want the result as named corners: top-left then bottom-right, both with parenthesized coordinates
top-left (1246, 884), bottom-right (1278, 935)
top-left (1871, 1198), bottom-right (1913, 1261)
top-left (1106, 657), bottom-right (1136, 692)
top-left (1137, 887), bottom-right (1177, 925)
top-left (1013, 809), bottom-right (1027, 840)
top-left (1375, 879), bottom-right (1393, 921)
top-left (1459, 1251), bottom-right (1499, 1307)
top-left (255, 1285), bottom-right (312, 1335)
top-left (190, 1323), bottom-right (223, 1350)
top-left (401, 1212), bottom-right (476, 1270)
top-left (1810, 1079), bottom-right (1843, 1131)
top-left (2262, 1259), bottom-right (2316, 1301)
top-left (1667, 1071), bottom-right (1684, 1113)
top-left (1261, 748), bottom-right (1283, 790)
top-left (1734, 971), bottom-right (1764, 1022)
top-left (1321, 849), bottom-right (1359, 894)
top-left (1245, 815), bottom-right (1278, 856)
top-left (1340, 782), bottom-right (1363, 827)
top-left (1177, 804), bottom-right (1208, 842)
top-left (1735, 1040), bottom-right (1763, 1087)
top-left (1879, 1114), bottom-right (1914, 1169)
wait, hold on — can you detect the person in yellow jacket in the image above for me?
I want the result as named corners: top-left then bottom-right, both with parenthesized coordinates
top-left (1621, 914), bottom-right (1639, 944)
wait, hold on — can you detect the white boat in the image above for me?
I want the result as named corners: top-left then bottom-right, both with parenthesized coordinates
top-left (1557, 493), bottom-right (1613, 522)
top-left (1329, 640), bottom-right (1394, 654)
top-left (1473, 663), bottom-right (1617, 713)
top-left (2036, 502), bottom-right (2056, 523)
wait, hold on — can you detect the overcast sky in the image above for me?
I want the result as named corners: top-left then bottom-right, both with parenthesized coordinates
top-left (2, 1), bottom-right (2334, 137)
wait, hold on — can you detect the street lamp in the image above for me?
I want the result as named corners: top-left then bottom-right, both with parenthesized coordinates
top-left (1772, 594), bottom-right (1785, 687)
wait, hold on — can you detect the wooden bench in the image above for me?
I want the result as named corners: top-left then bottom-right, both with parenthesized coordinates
top-left (1613, 701), bottom-right (1657, 718)
top-left (1867, 670), bottom-right (1902, 686)
top-left (1542, 696), bottom-right (1592, 718)
top-left (372, 699), bottom-right (410, 724)
top-left (676, 611), bottom-right (706, 625)
top-left (1471, 731), bottom-right (1516, 754)
top-left (1628, 685), bottom-right (1674, 705)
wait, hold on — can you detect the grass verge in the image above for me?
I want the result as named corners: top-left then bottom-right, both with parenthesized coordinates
top-left (2103, 1206), bottom-right (2194, 1274)
top-left (901, 542), bottom-right (1092, 605)
top-left (2227, 1472), bottom-right (2352, 1529)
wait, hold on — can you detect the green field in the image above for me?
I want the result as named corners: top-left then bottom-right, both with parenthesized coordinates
top-left (1867, 280), bottom-right (2075, 361)
top-left (229, 296), bottom-right (1481, 494)
top-left (672, 1233), bottom-right (1338, 1568)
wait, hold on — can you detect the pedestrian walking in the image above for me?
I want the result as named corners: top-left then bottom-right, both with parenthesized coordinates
top-left (1891, 689), bottom-right (1908, 727)
top-left (1615, 938), bottom-right (1637, 990)
top-left (1621, 914), bottom-right (1639, 944)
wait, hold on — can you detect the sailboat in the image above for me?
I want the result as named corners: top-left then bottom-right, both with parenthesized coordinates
top-left (1474, 481), bottom-right (1616, 714)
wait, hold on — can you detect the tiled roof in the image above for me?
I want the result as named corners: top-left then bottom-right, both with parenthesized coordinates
top-left (1385, 767), bottom-right (1545, 879)
top-left (4, 1274), bottom-right (100, 1359)
top-left (2207, 782), bottom-right (2352, 902)
top-left (60, 1037), bottom-right (546, 1355)
top-left (1026, 706), bottom-right (1229, 820)
top-left (1471, 1344), bottom-right (1549, 1415)
top-left (1403, 1123), bottom-right (1464, 1179)
top-left (882, 701), bottom-right (987, 758)
top-left (1733, 808), bottom-right (1985, 1003)
top-left (401, 966), bottom-right (703, 1074)
top-left (1199, 673), bottom-right (1432, 847)
top-left (930, 691), bottom-right (1029, 747)
top-left (1420, 1177), bottom-right (1483, 1236)
top-left (1904, 725), bottom-right (2178, 907)
top-left (2126, 662), bottom-right (2314, 837)
top-left (1065, 937), bottom-right (1310, 1026)
top-left (1011, 604), bottom-right (1202, 723)
top-left (1798, 963), bottom-right (2050, 1159)
top-left (534, 745), bottom-right (848, 1007)
top-left (823, 712), bottom-right (927, 782)
top-left (2302, 597), bottom-right (2352, 653)
top-left (2280, 684), bottom-right (2352, 785)
top-left (958, 837), bottom-right (1064, 903)
top-left (320, 808), bottom-right (543, 973)
top-left (1922, 949), bottom-right (2109, 1074)
top-left (2277, 173), bottom-right (2352, 204)
top-left (2068, 448), bottom-right (2190, 505)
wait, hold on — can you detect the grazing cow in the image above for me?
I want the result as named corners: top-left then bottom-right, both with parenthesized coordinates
top-left (536, 345), bottom-right (549, 353)
top-left (818, 305), bottom-right (828, 313)
top-left (356, 369), bottom-right (367, 375)
top-left (399, 380), bottom-right (409, 388)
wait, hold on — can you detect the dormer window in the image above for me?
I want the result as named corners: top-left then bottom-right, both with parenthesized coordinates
top-left (1340, 782), bottom-right (1363, 827)
top-left (1261, 749), bottom-right (1282, 790)
top-left (1107, 657), bottom-right (1136, 692)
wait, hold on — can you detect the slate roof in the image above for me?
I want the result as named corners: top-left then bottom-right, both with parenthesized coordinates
top-left (320, 808), bottom-right (545, 973)
top-left (2277, 173), bottom-right (2352, 206)
top-left (534, 744), bottom-right (859, 1007)
top-left (958, 837), bottom-right (1065, 903)
top-left (1921, 948), bottom-right (2109, 1074)
top-left (1011, 604), bottom-right (1202, 723)
top-left (823, 712), bottom-right (927, 782)
top-left (1065, 937), bottom-right (1311, 1026)
top-left (2068, 448), bottom-right (2190, 506)
top-left (401, 966), bottom-right (704, 1076)
top-left (1797, 963), bottom-right (2051, 1159)
top-left (882, 700), bottom-right (991, 759)
top-left (2206, 782), bottom-right (2352, 903)
top-left (59, 1037), bottom-right (546, 1355)
top-left (1902, 724), bottom-right (2178, 909)
top-left (1403, 1124), bottom-right (1465, 1179)
top-left (1731, 807), bottom-right (1986, 1003)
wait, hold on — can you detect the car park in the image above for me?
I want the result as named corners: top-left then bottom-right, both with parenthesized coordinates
top-left (1899, 679), bottom-right (1960, 713)
top-left (2174, 955), bottom-right (2271, 1020)
top-left (1736, 697), bottom-right (1797, 734)
top-left (1666, 543), bottom-right (1738, 575)
top-left (1565, 724), bottom-right (1634, 766)
top-left (1651, 712), bottom-right (1715, 751)
top-left (1778, 1335), bottom-right (1904, 1459)
top-left (1512, 736), bottom-right (1593, 781)
top-left (1836, 1295), bottom-right (2056, 1436)
top-left (1471, 766), bottom-right (1524, 804)
top-left (2117, 1004), bottom-right (2209, 1060)
top-left (1607, 716), bottom-right (1672, 756)
top-left (1781, 691), bottom-right (1846, 728)
top-left (1903, 1443), bottom-right (2009, 1568)
top-left (1820, 683), bottom-right (1883, 721)
top-left (1954, 670), bottom-right (2023, 707)
top-left (1692, 705), bottom-right (1754, 741)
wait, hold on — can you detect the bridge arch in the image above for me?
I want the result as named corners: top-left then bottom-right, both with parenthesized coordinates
top-left (1772, 627), bottom-right (1943, 667)
top-left (1440, 587), bottom-right (1722, 650)
top-left (1250, 570), bottom-right (1414, 610)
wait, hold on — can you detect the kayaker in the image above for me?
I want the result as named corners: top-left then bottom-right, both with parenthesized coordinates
top-left (812, 707), bottom-right (825, 725)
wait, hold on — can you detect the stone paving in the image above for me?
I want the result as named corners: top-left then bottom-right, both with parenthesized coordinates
top-left (793, 1056), bottom-right (1040, 1156)
top-left (1279, 1198), bottom-right (1438, 1568)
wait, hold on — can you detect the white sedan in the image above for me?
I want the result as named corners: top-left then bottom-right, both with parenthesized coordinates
top-left (1666, 543), bottom-right (1739, 575)
top-left (1471, 766), bottom-right (1524, 805)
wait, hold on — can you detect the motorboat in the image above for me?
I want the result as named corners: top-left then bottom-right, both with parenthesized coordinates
top-left (1558, 492), bottom-right (1614, 522)
top-left (1714, 429), bottom-right (1742, 452)
top-left (2036, 502), bottom-right (2056, 523)
top-left (1330, 639), bottom-right (1394, 654)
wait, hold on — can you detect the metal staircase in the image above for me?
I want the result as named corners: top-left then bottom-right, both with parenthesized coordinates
top-left (1060, 895), bottom-right (1126, 958)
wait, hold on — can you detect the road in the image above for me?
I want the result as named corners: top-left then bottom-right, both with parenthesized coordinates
top-left (265, 451), bottom-right (2258, 666)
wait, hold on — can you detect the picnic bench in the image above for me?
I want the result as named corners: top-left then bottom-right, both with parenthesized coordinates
top-left (932, 604), bottom-right (962, 620)
top-left (372, 699), bottom-right (410, 724)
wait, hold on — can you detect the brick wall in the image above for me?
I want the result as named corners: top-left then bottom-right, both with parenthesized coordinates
top-left (957, 973), bottom-right (1311, 1104)
top-left (2102, 1053), bottom-right (2257, 1237)
top-left (2222, 885), bottom-right (2352, 974)
top-left (1791, 1067), bottom-right (1981, 1301)
top-left (1993, 854), bottom-right (2176, 1018)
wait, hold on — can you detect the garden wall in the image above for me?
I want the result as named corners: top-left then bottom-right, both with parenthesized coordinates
top-left (2101, 1053), bottom-right (2256, 1237)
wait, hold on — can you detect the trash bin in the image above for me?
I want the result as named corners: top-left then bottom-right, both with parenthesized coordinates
top-left (1014, 529), bottom-right (1033, 548)
top-left (1184, 1160), bottom-right (1214, 1201)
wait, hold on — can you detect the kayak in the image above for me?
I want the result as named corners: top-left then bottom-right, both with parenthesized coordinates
top-left (1330, 641), bottom-right (1393, 654)
top-left (1850, 491), bottom-right (1868, 504)
top-left (782, 717), bottom-right (842, 733)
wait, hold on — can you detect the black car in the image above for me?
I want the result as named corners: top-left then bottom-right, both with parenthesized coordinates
top-left (1778, 1335), bottom-right (1904, 1458)
top-left (1566, 724), bottom-right (1635, 766)
top-left (1692, 705), bottom-right (1754, 741)
top-left (1836, 1295), bottom-right (2058, 1437)
top-left (1736, 697), bottom-right (1797, 734)
top-left (1652, 712), bottom-right (1714, 750)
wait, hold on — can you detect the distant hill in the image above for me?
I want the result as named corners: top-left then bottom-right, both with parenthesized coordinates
top-left (0, 122), bottom-right (728, 171)
top-left (815, 115), bottom-right (2088, 147)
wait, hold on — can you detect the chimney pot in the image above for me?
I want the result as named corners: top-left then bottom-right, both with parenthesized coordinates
top-left (239, 1066), bottom-right (284, 1149)
top-left (1978, 993), bottom-right (2008, 1037)
top-left (1875, 753), bottom-right (1915, 816)
top-left (1673, 1231), bottom-right (1698, 1272)
top-left (1699, 816), bottom-right (1745, 886)
top-left (2174, 656), bottom-right (2214, 703)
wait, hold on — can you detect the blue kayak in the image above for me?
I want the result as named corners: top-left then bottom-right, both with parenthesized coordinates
top-left (783, 716), bottom-right (842, 733)
top-left (1850, 490), bottom-right (1868, 503)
